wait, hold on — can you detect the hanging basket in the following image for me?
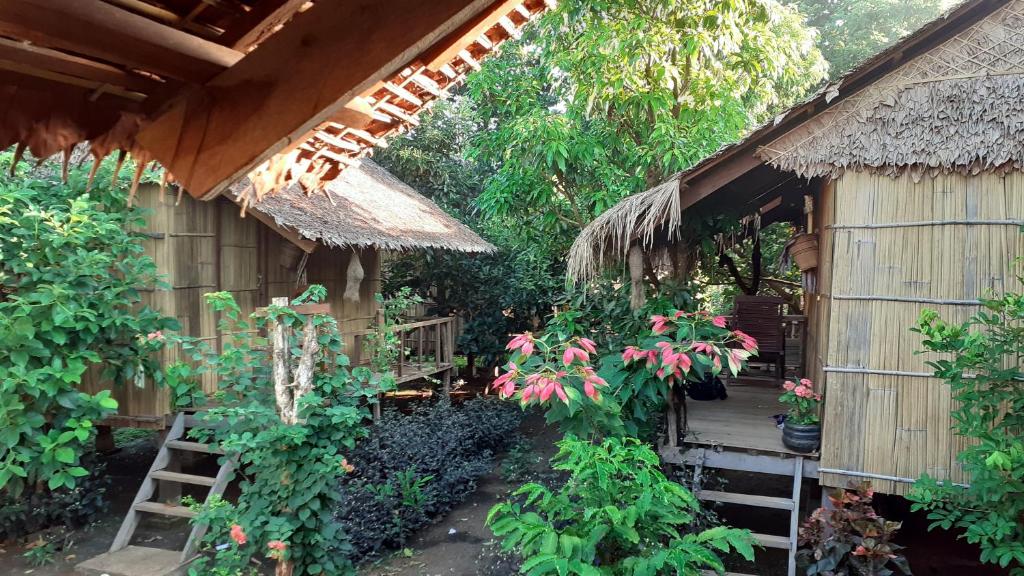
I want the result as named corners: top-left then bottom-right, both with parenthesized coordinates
top-left (790, 233), bottom-right (819, 271)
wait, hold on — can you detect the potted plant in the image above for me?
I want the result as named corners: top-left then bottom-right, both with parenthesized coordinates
top-left (779, 377), bottom-right (822, 453)
top-left (785, 232), bottom-right (819, 271)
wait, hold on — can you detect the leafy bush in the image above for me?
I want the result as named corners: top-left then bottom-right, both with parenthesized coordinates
top-left (798, 483), bottom-right (911, 576)
top-left (0, 158), bottom-right (175, 497)
top-left (335, 397), bottom-right (522, 561)
top-left (487, 435), bottom-right (754, 575)
top-left (0, 454), bottom-right (109, 541)
top-left (909, 285), bottom-right (1024, 573)
top-left (179, 287), bottom-right (376, 576)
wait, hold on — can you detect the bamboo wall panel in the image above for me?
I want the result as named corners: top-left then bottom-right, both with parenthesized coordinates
top-left (83, 184), bottom-right (384, 425)
top-left (262, 235), bottom-right (381, 354)
top-left (819, 171), bottom-right (1023, 495)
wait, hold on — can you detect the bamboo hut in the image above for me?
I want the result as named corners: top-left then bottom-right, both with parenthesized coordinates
top-left (569, 0), bottom-right (1024, 502)
top-left (86, 159), bottom-right (493, 427)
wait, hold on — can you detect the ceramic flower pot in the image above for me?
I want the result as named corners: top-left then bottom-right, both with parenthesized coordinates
top-left (782, 421), bottom-right (821, 453)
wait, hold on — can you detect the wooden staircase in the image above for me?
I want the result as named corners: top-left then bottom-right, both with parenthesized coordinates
top-left (677, 448), bottom-right (811, 576)
top-left (77, 413), bottom-right (234, 576)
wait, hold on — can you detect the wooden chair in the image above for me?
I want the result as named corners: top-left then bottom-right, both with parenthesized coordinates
top-left (732, 295), bottom-right (786, 380)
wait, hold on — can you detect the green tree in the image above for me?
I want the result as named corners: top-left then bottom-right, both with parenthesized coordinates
top-left (792, 0), bottom-right (949, 77)
top-left (467, 0), bottom-right (827, 245)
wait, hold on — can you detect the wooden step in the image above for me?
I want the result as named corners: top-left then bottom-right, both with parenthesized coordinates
top-left (752, 532), bottom-right (790, 549)
top-left (698, 490), bottom-right (795, 510)
top-left (134, 501), bottom-right (196, 518)
top-left (165, 440), bottom-right (223, 454)
top-left (150, 470), bottom-right (217, 486)
top-left (76, 545), bottom-right (184, 576)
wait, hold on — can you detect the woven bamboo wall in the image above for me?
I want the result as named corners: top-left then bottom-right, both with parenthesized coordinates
top-left (82, 184), bottom-right (381, 426)
top-left (817, 170), bottom-right (1024, 495)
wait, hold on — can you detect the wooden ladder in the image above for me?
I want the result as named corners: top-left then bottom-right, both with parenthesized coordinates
top-left (691, 449), bottom-right (805, 576)
top-left (109, 412), bottom-right (234, 564)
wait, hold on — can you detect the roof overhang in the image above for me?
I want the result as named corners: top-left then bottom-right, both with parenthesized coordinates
top-left (0, 0), bottom-right (550, 200)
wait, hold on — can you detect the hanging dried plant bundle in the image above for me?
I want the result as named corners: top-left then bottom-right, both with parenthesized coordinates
top-left (344, 251), bottom-right (364, 304)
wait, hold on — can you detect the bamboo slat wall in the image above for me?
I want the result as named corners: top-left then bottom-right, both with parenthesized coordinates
top-left (817, 171), bottom-right (1024, 495)
top-left (82, 184), bottom-right (381, 426)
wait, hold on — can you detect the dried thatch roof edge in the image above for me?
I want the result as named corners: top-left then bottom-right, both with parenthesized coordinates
top-left (233, 159), bottom-right (496, 254)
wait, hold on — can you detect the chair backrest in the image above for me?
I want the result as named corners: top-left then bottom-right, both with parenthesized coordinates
top-left (732, 295), bottom-right (785, 354)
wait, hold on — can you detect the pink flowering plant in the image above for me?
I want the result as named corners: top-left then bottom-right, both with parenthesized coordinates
top-left (493, 331), bottom-right (619, 435)
top-left (620, 310), bottom-right (758, 392)
top-left (779, 378), bottom-right (822, 425)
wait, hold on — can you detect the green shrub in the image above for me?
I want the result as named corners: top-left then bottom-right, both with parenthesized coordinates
top-left (0, 157), bottom-right (175, 497)
top-left (0, 453), bottom-right (109, 541)
top-left (909, 282), bottom-right (1024, 574)
top-left (487, 436), bottom-right (755, 575)
top-left (335, 397), bottom-right (522, 561)
top-left (180, 287), bottom-right (375, 576)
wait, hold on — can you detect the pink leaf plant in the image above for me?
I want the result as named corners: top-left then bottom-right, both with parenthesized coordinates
top-left (622, 310), bottom-right (759, 389)
top-left (492, 334), bottom-right (607, 407)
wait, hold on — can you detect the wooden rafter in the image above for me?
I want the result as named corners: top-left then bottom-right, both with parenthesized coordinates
top-left (420, 0), bottom-right (523, 70)
top-left (137, 0), bottom-right (502, 199)
top-left (0, 0), bottom-right (242, 84)
top-left (217, 0), bottom-right (310, 52)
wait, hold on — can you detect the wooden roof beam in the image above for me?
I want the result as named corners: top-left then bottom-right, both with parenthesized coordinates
top-left (421, 0), bottom-right (523, 71)
top-left (137, 0), bottom-right (500, 200)
top-left (218, 0), bottom-right (310, 52)
top-left (0, 0), bottom-right (242, 83)
top-left (0, 37), bottom-right (165, 96)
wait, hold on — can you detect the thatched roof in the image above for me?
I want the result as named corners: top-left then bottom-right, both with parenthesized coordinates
top-left (568, 0), bottom-right (1019, 282)
top-left (762, 0), bottom-right (1024, 179)
top-left (234, 159), bottom-right (494, 253)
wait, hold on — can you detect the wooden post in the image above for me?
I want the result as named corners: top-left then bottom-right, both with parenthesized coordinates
top-left (665, 388), bottom-right (679, 449)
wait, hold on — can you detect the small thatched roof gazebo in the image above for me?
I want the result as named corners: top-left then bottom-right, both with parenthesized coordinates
top-left (569, 0), bottom-right (1024, 501)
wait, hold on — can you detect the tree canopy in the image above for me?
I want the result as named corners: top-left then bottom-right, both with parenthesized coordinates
top-left (466, 0), bottom-right (827, 246)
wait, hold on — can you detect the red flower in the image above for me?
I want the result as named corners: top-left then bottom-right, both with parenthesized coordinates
top-left (783, 380), bottom-right (796, 391)
top-left (800, 378), bottom-right (814, 388)
top-left (712, 316), bottom-right (727, 328)
top-left (230, 524), bottom-right (247, 545)
top-left (853, 545), bottom-right (869, 556)
top-left (341, 458), bottom-right (355, 473)
top-left (651, 315), bottom-right (669, 335)
top-left (267, 540), bottom-right (287, 560)
top-left (492, 363), bottom-right (518, 398)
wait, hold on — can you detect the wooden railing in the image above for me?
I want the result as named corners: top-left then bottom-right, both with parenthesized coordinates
top-left (345, 316), bottom-right (456, 388)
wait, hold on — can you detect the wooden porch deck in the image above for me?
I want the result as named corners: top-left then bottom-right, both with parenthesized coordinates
top-left (684, 384), bottom-right (818, 457)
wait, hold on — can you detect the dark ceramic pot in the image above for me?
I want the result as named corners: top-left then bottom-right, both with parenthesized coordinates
top-left (782, 421), bottom-right (821, 453)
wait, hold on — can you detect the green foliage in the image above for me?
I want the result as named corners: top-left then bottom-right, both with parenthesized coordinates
top-left (467, 0), bottom-right (826, 243)
top-left (594, 308), bottom-right (758, 437)
top-left (0, 454), bottom-right (109, 541)
top-left (179, 287), bottom-right (377, 576)
top-left (335, 398), bottom-right (522, 561)
top-left (798, 483), bottom-right (912, 576)
top-left (487, 436), bottom-right (754, 575)
top-left (22, 541), bottom-right (56, 567)
top-left (793, 0), bottom-right (948, 78)
top-left (908, 283), bottom-right (1024, 574)
top-left (365, 288), bottom-right (422, 386)
top-left (0, 156), bottom-right (176, 497)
